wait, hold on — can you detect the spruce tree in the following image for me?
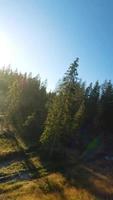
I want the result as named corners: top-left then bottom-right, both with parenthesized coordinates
top-left (40, 59), bottom-right (85, 157)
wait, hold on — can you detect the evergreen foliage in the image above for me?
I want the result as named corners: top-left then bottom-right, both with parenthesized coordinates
top-left (40, 59), bottom-right (85, 156)
top-left (0, 61), bottom-right (113, 156)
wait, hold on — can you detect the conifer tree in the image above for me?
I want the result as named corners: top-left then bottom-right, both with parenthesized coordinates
top-left (40, 59), bottom-right (85, 156)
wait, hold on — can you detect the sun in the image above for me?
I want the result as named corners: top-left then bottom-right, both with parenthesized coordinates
top-left (0, 32), bottom-right (13, 67)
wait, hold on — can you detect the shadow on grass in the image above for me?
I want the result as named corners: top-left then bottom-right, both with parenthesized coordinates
top-left (1, 131), bottom-right (113, 200)
top-left (64, 165), bottom-right (113, 200)
top-left (0, 170), bottom-right (31, 184)
top-left (38, 151), bottom-right (113, 200)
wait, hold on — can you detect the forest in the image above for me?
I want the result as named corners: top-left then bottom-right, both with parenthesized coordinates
top-left (0, 59), bottom-right (113, 200)
top-left (0, 59), bottom-right (113, 156)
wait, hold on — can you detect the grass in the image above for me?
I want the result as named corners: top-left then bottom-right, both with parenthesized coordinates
top-left (0, 161), bottom-right (27, 175)
top-left (0, 173), bottom-right (98, 200)
top-left (0, 131), bottom-right (113, 200)
top-left (0, 132), bottom-right (20, 156)
top-left (0, 158), bottom-right (102, 200)
top-left (29, 156), bottom-right (48, 177)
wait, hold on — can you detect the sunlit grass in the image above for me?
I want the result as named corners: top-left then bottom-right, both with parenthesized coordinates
top-left (0, 132), bottom-right (112, 200)
top-left (0, 173), bottom-right (98, 200)
top-left (29, 156), bottom-right (48, 177)
top-left (0, 161), bottom-right (27, 175)
top-left (0, 132), bottom-right (20, 156)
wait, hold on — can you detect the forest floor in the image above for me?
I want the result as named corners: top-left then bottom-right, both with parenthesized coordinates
top-left (0, 131), bottom-right (113, 200)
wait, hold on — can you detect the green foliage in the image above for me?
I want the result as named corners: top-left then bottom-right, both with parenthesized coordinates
top-left (40, 59), bottom-right (85, 156)
top-left (0, 67), bottom-right (47, 146)
top-left (0, 60), bottom-right (113, 158)
top-left (6, 73), bottom-right (47, 145)
top-left (83, 81), bottom-right (100, 137)
top-left (100, 81), bottom-right (113, 130)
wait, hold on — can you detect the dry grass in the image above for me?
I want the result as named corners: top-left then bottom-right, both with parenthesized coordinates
top-left (0, 132), bottom-right (113, 200)
top-left (0, 172), bottom-right (99, 200)
top-left (29, 156), bottom-right (48, 177)
top-left (0, 161), bottom-right (27, 175)
top-left (0, 133), bottom-right (20, 156)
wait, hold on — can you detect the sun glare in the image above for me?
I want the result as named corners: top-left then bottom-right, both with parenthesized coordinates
top-left (0, 32), bottom-right (13, 67)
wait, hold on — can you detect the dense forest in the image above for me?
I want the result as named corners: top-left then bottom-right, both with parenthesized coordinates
top-left (0, 59), bottom-right (113, 160)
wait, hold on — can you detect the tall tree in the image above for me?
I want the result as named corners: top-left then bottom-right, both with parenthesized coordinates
top-left (100, 81), bottom-right (113, 133)
top-left (40, 59), bottom-right (85, 157)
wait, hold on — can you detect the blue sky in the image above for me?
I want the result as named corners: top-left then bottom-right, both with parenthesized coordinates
top-left (0, 0), bottom-right (113, 90)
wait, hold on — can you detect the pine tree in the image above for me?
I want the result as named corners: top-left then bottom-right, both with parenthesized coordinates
top-left (40, 59), bottom-right (85, 157)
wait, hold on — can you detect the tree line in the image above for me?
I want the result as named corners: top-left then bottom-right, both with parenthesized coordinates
top-left (0, 60), bottom-right (113, 159)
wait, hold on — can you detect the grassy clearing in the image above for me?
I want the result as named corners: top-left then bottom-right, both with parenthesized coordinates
top-left (0, 132), bottom-right (113, 200)
top-left (1, 158), bottom-right (112, 200)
